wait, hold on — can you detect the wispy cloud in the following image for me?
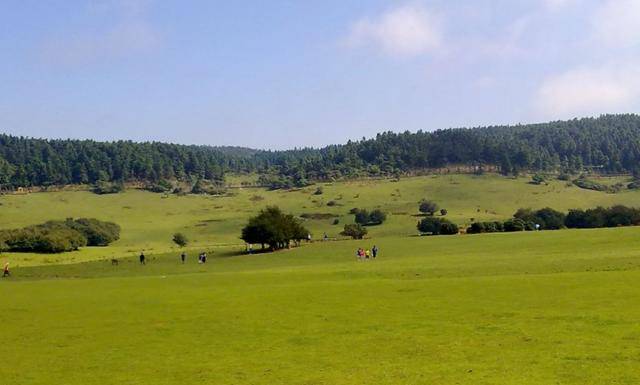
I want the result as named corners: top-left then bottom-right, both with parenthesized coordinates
top-left (41, 0), bottom-right (160, 66)
top-left (534, 64), bottom-right (640, 118)
top-left (591, 0), bottom-right (640, 48)
top-left (346, 3), bottom-right (443, 57)
top-left (543, 0), bottom-right (580, 11)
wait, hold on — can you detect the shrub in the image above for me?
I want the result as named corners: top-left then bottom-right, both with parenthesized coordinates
top-left (332, 218), bottom-right (340, 225)
top-left (341, 224), bottom-right (367, 239)
top-left (368, 209), bottom-right (387, 225)
top-left (314, 186), bottom-right (324, 195)
top-left (440, 208), bottom-right (448, 216)
top-left (419, 200), bottom-right (438, 216)
top-left (530, 174), bottom-right (546, 185)
top-left (514, 207), bottom-right (565, 230)
top-left (66, 218), bottom-right (121, 246)
top-left (503, 218), bottom-right (527, 232)
top-left (0, 218), bottom-right (118, 253)
top-left (92, 181), bottom-right (124, 195)
top-left (353, 209), bottom-right (387, 226)
top-left (417, 217), bottom-right (458, 235)
top-left (145, 179), bottom-right (173, 193)
top-left (172, 232), bottom-right (188, 247)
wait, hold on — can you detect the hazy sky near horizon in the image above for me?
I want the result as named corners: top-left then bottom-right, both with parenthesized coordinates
top-left (2, 0), bottom-right (640, 149)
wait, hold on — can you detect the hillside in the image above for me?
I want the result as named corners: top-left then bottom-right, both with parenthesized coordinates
top-left (2, 173), bottom-right (640, 266)
top-left (2, 114), bottom-right (640, 189)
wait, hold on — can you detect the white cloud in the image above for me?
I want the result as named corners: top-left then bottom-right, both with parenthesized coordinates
top-left (41, 0), bottom-right (160, 66)
top-left (543, 0), bottom-right (579, 11)
top-left (592, 0), bottom-right (640, 48)
top-left (346, 4), bottom-right (442, 57)
top-left (534, 64), bottom-right (640, 118)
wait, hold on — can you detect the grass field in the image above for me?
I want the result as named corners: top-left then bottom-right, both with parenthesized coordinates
top-left (2, 174), bottom-right (640, 384)
top-left (2, 174), bottom-right (640, 266)
top-left (2, 228), bottom-right (640, 384)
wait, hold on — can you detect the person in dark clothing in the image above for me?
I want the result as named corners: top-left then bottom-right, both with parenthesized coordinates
top-left (139, 252), bottom-right (146, 265)
top-left (372, 245), bottom-right (378, 258)
top-left (181, 252), bottom-right (186, 264)
top-left (201, 252), bottom-right (207, 264)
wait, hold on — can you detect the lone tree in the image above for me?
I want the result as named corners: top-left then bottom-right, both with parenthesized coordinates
top-left (419, 200), bottom-right (438, 216)
top-left (172, 232), bottom-right (188, 248)
top-left (240, 206), bottom-right (309, 251)
top-left (341, 223), bottom-right (368, 239)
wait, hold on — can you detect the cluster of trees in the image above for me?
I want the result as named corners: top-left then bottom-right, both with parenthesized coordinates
top-left (0, 218), bottom-right (120, 253)
top-left (467, 205), bottom-right (640, 234)
top-left (4, 115), bottom-right (640, 189)
top-left (417, 217), bottom-right (459, 235)
top-left (566, 206), bottom-right (640, 228)
top-left (0, 136), bottom-right (233, 188)
top-left (240, 206), bottom-right (309, 250)
top-left (352, 208), bottom-right (387, 226)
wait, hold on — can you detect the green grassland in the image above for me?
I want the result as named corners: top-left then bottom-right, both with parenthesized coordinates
top-left (2, 174), bottom-right (640, 384)
top-left (2, 174), bottom-right (640, 266)
top-left (2, 228), bottom-right (640, 384)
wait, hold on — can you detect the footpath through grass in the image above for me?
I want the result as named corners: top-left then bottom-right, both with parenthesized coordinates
top-left (2, 228), bottom-right (640, 384)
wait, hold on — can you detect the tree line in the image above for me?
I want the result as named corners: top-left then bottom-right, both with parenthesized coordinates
top-left (4, 114), bottom-right (640, 188)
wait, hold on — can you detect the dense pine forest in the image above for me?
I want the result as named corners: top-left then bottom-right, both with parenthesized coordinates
top-left (2, 114), bottom-right (640, 189)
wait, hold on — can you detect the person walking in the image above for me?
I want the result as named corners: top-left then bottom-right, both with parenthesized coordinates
top-left (365, 249), bottom-right (371, 259)
top-left (201, 252), bottom-right (207, 264)
top-left (372, 245), bottom-right (378, 259)
top-left (139, 252), bottom-right (146, 265)
top-left (3, 262), bottom-right (10, 277)
top-left (181, 252), bottom-right (186, 264)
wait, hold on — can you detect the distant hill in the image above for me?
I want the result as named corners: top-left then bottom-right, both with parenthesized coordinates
top-left (2, 114), bottom-right (640, 188)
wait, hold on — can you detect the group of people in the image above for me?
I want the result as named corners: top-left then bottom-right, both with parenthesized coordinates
top-left (138, 251), bottom-right (208, 265)
top-left (356, 245), bottom-right (379, 261)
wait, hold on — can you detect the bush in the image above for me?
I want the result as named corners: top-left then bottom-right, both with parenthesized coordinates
top-left (332, 218), bottom-right (340, 225)
top-left (66, 218), bottom-right (121, 246)
top-left (92, 181), bottom-right (124, 195)
top-left (172, 232), bottom-right (188, 247)
top-left (145, 179), bottom-right (174, 193)
top-left (440, 208), bottom-right (448, 216)
top-left (419, 200), bottom-right (438, 216)
top-left (503, 218), bottom-right (527, 232)
top-left (341, 224), bottom-right (368, 239)
top-left (368, 209), bottom-right (387, 225)
top-left (0, 218), bottom-right (119, 253)
top-left (514, 207), bottom-right (565, 230)
top-left (530, 174), bottom-right (546, 185)
top-left (565, 206), bottom-right (640, 228)
top-left (353, 209), bottom-right (387, 226)
top-left (417, 217), bottom-right (458, 235)
top-left (467, 221), bottom-right (503, 234)
top-left (314, 186), bottom-right (324, 195)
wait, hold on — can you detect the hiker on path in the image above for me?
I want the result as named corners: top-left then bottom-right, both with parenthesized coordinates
top-left (139, 252), bottom-right (146, 265)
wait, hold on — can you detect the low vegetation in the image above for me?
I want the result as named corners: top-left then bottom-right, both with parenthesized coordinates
top-left (0, 218), bottom-right (120, 253)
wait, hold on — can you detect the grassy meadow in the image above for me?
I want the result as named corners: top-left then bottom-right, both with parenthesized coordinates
top-left (2, 173), bottom-right (640, 266)
top-left (2, 174), bottom-right (640, 384)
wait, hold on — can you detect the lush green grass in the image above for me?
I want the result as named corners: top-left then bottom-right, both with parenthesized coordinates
top-left (2, 174), bottom-right (640, 384)
top-left (3, 173), bottom-right (640, 266)
top-left (2, 228), bottom-right (640, 384)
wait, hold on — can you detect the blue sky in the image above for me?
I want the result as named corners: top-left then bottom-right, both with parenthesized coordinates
top-left (1, 0), bottom-right (640, 149)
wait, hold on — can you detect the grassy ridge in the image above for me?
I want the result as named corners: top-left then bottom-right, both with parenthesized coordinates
top-left (2, 228), bottom-right (640, 384)
top-left (2, 174), bottom-right (640, 266)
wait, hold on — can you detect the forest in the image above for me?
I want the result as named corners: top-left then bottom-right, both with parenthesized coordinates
top-left (2, 114), bottom-right (640, 188)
